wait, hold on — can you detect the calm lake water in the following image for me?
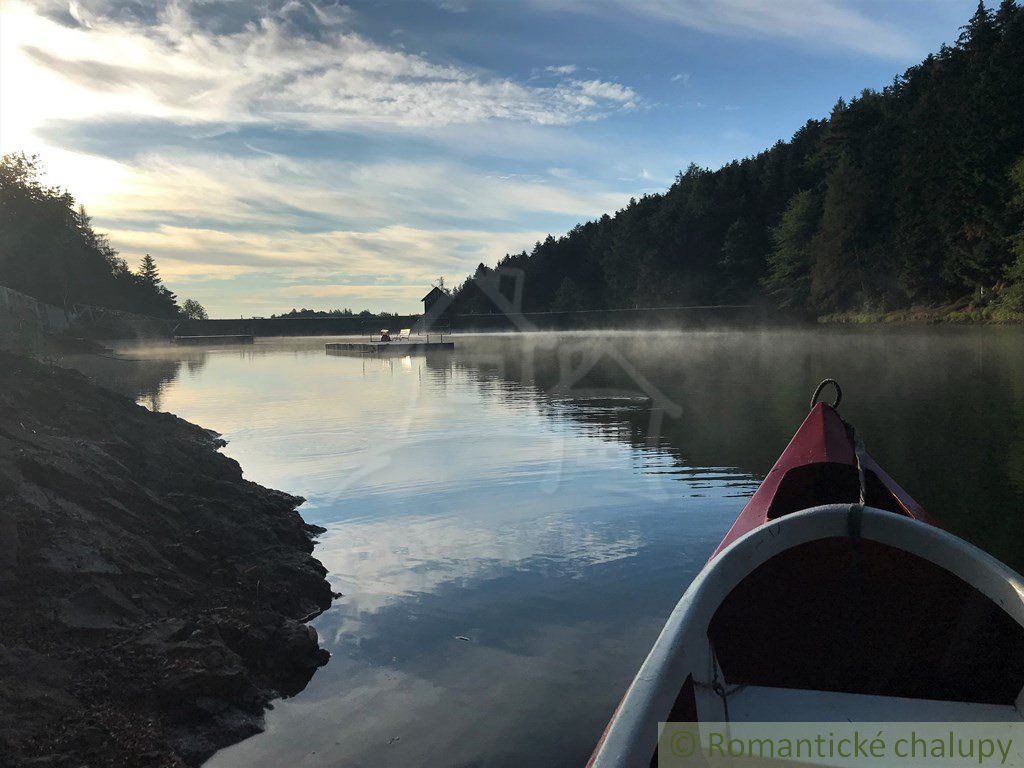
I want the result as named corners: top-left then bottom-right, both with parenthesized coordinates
top-left (81, 328), bottom-right (1024, 767)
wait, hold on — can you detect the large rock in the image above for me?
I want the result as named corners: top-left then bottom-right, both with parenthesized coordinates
top-left (0, 353), bottom-right (335, 766)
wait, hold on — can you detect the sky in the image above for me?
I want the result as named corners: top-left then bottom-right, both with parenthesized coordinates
top-left (0, 0), bottom-right (987, 317)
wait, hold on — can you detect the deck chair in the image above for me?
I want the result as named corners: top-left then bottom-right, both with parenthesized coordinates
top-left (396, 328), bottom-right (412, 341)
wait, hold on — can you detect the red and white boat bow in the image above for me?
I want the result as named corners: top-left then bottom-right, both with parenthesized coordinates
top-left (588, 382), bottom-right (1024, 767)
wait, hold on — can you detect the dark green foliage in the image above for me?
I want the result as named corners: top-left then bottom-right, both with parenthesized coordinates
top-left (551, 276), bottom-right (587, 312)
top-left (272, 307), bottom-right (400, 318)
top-left (0, 154), bottom-right (180, 318)
top-left (997, 155), bottom-right (1024, 310)
top-left (450, 2), bottom-right (1024, 317)
top-left (273, 307), bottom-right (357, 318)
top-left (1012, 156), bottom-right (1024, 260)
top-left (763, 190), bottom-right (822, 309)
top-left (139, 254), bottom-right (160, 287)
top-left (810, 157), bottom-right (874, 312)
top-left (181, 298), bottom-right (208, 320)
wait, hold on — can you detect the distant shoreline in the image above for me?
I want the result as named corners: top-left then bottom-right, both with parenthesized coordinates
top-left (174, 304), bottom-right (1024, 337)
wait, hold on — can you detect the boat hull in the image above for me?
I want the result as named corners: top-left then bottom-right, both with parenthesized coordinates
top-left (713, 402), bottom-right (937, 558)
top-left (587, 400), bottom-right (1024, 767)
top-left (588, 505), bottom-right (1024, 767)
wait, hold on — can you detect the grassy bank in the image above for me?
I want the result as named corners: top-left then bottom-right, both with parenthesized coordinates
top-left (818, 299), bottom-right (1024, 325)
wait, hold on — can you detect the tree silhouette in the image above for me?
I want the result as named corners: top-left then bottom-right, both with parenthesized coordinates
top-left (181, 298), bottom-right (208, 320)
top-left (0, 154), bottom-right (181, 318)
top-left (139, 254), bottom-right (161, 287)
top-left (450, 1), bottom-right (1024, 318)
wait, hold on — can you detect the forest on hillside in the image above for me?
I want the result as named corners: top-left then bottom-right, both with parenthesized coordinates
top-left (451, 1), bottom-right (1024, 320)
top-left (0, 154), bottom-right (205, 320)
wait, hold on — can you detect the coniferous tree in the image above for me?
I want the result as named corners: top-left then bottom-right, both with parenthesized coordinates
top-left (139, 254), bottom-right (160, 287)
top-left (999, 156), bottom-right (1024, 310)
top-left (763, 190), bottom-right (822, 309)
top-left (448, 1), bottom-right (1024, 319)
top-left (0, 153), bottom-right (182, 318)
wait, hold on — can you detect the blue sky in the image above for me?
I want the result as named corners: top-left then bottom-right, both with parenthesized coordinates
top-left (0, 0), bottom-right (984, 316)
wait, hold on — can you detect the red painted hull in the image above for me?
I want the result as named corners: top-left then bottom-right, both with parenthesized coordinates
top-left (586, 401), bottom-right (944, 767)
top-left (712, 402), bottom-right (936, 558)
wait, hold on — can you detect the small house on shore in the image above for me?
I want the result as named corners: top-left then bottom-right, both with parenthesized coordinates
top-left (418, 285), bottom-right (453, 334)
top-left (421, 286), bottom-right (449, 315)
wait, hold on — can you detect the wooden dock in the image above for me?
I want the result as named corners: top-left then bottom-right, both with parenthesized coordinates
top-left (325, 340), bottom-right (454, 355)
top-left (173, 334), bottom-right (254, 345)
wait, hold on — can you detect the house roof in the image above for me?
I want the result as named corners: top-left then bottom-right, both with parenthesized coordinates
top-left (421, 286), bottom-right (448, 302)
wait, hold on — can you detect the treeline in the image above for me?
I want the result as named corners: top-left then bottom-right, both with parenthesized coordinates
top-left (451, 1), bottom-right (1024, 319)
top-left (0, 154), bottom-right (205, 320)
top-left (271, 308), bottom-right (400, 319)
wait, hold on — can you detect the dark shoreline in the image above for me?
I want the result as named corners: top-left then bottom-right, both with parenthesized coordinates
top-left (169, 303), bottom-right (1024, 341)
top-left (0, 352), bottom-right (334, 766)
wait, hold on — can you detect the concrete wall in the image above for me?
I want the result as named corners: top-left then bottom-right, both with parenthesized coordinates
top-left (0, 284), bottom-right (176, 339)
top-left (0, 284), bottom-right (70, 332)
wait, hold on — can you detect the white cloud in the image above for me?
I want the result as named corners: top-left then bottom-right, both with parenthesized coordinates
top-left (3, 1), bottom-right (639, 134)
top-left (277, 284), bottom-right (426, 300)
top-left (537, 0), bottom-right (918, 59)
top-left (671, 72), bottom-right (690, 84)
top-left (574, 79), bottom-right (637, 107)
top-left (110, 221), bottom-right (554, 314)
top-left (0, 1), bottom-right (649, 317)
top-left (546, 167), bottom-right (576, 179)
top-left (85, 150), bottom-right (627, 235)
top-left (145, 217), bottom-right (524, 279)
top-left (110, 220), bottom-right (537, 281)
top-left (79, 147), bottom-right (621, 304)
top-left (545, 64), bottom-right (578, 75)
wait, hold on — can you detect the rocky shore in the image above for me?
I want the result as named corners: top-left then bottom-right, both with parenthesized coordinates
top-left (0, 352), bottom-right (334, 766)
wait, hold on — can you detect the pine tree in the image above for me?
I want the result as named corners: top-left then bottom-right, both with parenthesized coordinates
top-left (718, 216), bottom-right (770, 300)
top-left (997, 0), bottom-right (1019, 29)
top-left (435, 1), bottom-right (1024, 318)
top-left (959, 0), bottom-right (998, 51)
top-left (551, 277), bottom-right (586, 312)
top-left (138, 254), bottom-right (161, 287)
top-left (763, 190), bottom-right (822, 310)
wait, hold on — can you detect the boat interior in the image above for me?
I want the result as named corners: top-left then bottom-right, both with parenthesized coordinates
top-left (591, 404), bottom-right (1024, 767)
top-left (766, 461), bottom-right (905, 518)
top-left (667, 534), bottom-right (1024, 726)
top-left (589, 502), bottom-right (1024, 768)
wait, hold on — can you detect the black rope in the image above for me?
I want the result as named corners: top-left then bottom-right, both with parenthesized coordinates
top-left (810, 378), bottom-right (842, 409)
top-left (695, 640), bottom-right (746, 722)
top-left (853, 434), bottom-right (867, 507)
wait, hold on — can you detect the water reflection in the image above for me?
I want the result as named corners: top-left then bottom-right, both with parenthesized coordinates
top-left (79, 329), bottom-right (1024, 767)
top-left (445, 330), bottom-right (1024, 568)
top-left (58, 346), bottom-right (207, 410)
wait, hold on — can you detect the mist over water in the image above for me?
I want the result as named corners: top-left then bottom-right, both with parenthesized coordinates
top-left (81, 328), bottom-right (1024, 767)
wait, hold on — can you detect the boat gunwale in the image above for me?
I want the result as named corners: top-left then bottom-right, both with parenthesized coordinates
top-left (587, 504), bottom-right (1024, 768)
